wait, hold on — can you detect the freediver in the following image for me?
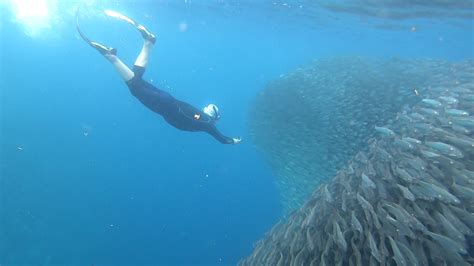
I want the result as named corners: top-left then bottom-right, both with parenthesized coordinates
top-left (76, 10), bottom-right (241, 145)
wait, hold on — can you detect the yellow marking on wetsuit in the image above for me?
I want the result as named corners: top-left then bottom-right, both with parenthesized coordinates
top-left (194, 113), bottom-right (201, 120)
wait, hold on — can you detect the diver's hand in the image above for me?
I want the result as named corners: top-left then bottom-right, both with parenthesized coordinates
top-left (232, 137), bottom-right (242, 145)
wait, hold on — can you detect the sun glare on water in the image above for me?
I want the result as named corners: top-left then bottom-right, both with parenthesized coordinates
top-left (7, 0), bottom-right (57, 36)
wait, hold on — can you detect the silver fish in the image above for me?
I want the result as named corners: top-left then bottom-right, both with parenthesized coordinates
top-left (456, 169), bottom-right (474, 185)
top-left (450, 125), bottom-right (471, 135)
top-left (411, 180), bottom-right (460, 204)
top-left (306, 228), bottom-right (315, 251)
top-left (410, 240), bottom-right (429, 266)
top-left (376, 147), bottom-right (392, 161)
top-left (394, 139), bottom-right (414, 150)
top-left (302, 205), bottom-right (317, 227)
top-left (405, 157), bottom-right (426, 172)
top-left (427, 232), bottom-right (467, 255)
top-left (397, 184), bottom-right (415, 201)
top-left (378, 233), bottom-right (389, 262)
top-left (420, 149), bottom-right (441, 159)
top-left (383, 202), bottom-right (426, 232)
top-left (433, 211), bottom-right (465, 243)
top-left (451, 183), bottom-right (474, 200)
top-left (463, 94), bottom-right (474, 101)
top-left (375, 126), bottom-right (395, 137)
top-left (449, 205), bottom-right (474, 231)
top-left (397, 241), bottom-right (419, 266)
top-left (439, 96), bottom-right (458, 104)
top-left (333, 221), bottom-right (347, 252)
top-left (445, 109), bottom-right (469, 116)
top-left (402, 137), bottom-right (422, 145)
top-left (432, 154), bottom-right (466, 170)
top-left (399, 114), bottom-right (414, 124)
top-left (293, 247), bottom-right (306, 266)
top-left (341, 192), bottom-right (347, 212)
top-left (367, 231), bottom-right (382, 263)
top-left (412, 123), bottom-right (434, 133)
top-left (394, 166), bottom-right (415, 183)
top-left (453, 171), bottom-right (474, 186)
top-left (453, 117), bottom-right (474, 129)
top-left (462, 169), bottom-right (474, 179)
top-left (357, 193), bottom-right (380, 229)
top-left (388, 236), bottom-right (407, 266)
top-left (411, 201), bottom-right (437, 226)
top-left (351, 236), bottom-right (362, 266)
top-left (409, 112), bottom-right (426, 121)
top-left (276, 251), bottom-right (284, 266)
top-left (419, 107), bottom-right (439, 116)
top-left (432, 126), bottom-right (454, 137)
top-left (351, 211), bottom-right (363, 233)
top-left (322, 184), bottom-right (333, 203)
top-left (425, 141), bottom-right (464, 158)
top-left (425, 238), bottom-right (468, 266)
top-left (441, 204), bottom-right (472, 235)
top-left (421, 99), bottom-right (442, 108)
top-left (361, 173), bottom-right (376, 190)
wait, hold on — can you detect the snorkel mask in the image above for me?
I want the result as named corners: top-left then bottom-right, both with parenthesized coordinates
top-left (203, 104), bottom-right (220, 120)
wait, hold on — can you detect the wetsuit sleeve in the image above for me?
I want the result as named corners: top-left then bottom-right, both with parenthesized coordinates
top-left (206, 124), bottom-right (234, 144)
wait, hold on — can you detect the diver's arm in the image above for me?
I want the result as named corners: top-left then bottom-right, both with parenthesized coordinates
top-left (206, 125), bottom-right (239, 144)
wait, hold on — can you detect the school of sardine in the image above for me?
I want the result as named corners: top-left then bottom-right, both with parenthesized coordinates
top-left (242, 58), bottom-right (473, 265)
top-left (249, 57), bottom-right (459, 213)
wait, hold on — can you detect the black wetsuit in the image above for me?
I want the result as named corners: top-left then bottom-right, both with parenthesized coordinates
top-left (126, 66), bottom-right (234, 144)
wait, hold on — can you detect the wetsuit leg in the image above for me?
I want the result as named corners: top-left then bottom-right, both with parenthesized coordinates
top-left (126, 65), bottom-right (178, 116)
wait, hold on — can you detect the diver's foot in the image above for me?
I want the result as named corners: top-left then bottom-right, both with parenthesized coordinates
top-left (90, 41), bottom-right (117, 56)
top-left (136, 24), bottom-right (156, 44)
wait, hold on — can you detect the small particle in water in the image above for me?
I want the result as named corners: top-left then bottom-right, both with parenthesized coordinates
top-left (82, 124), bottom-right (92, 136)
top-left (414, 89), bottom-right (419, 96)
top-left (205, 174), bottom-right (209, 178)
top-left (179, 21), bottom-right (188, 32)
top-left (411, 26), bottom-right (417, 32)
top-left (17, 146), bottom-right (24, 151)
top-left (109, 224), bottom-right (115, 227)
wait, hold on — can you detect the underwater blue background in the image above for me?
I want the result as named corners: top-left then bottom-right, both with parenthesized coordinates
top-left (0, 1), bottom-right (472, 264)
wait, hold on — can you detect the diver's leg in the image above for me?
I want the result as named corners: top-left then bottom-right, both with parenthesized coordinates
top-left (88, 40), bottom-right (134, 81)
top-left (134, 40), bottom-right (154, 68)
top-left (103, 10), bottom-right (156, 68)
top-left (104, 54), bottom-right (134, 81)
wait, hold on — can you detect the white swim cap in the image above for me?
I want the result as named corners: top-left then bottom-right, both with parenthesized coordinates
top-left (203, 104), bottom-right (220, 120)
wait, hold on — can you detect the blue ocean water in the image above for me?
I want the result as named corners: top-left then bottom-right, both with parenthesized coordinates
top-left (0, 1), bottom-right (472, 265)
